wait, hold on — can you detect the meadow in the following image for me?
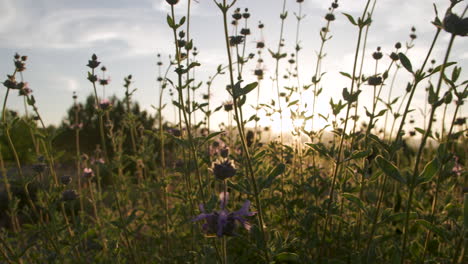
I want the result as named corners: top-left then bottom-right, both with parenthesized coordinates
top-left (0, 0), bottom-right (467, 263)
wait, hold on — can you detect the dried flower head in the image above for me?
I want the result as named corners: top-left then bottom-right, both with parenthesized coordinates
top-left (87, 54), bottom-right (100, 69)
top-left (32, 163), bottom-right (47, 174)
top-left (62, 190), bottom-right (79, 201)
top-left (368, 76), bottom-right (383, 86)
top-left (60, 175), bottom-right (72, 185)
top-left (325, 13), bottom-right (335, 21)
top-left (223, 101), bottom-right (234, 112)
top-left (166, 0), bottom-right (179, 5)
top-left (213, 160), bottom-right (236, 180)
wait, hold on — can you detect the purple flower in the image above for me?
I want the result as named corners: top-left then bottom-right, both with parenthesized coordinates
top-left (82, 168), bottom-right (94, 180)
top-left (193, 192), bottom-right (256, 237)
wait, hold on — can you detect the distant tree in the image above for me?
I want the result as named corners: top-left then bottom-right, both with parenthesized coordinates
top-left (53, 94), bottom-right (157, 160)
top-left (0, 110), bottom-right (36, 164)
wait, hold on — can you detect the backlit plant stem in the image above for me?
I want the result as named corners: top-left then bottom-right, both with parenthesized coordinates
top-left (400, 33), bottom-right (456, 264)
top-left (321, 0), bottom-right (371, 246)
top-left (365, 27), bottom-right (441, 258)
top-left (170, 5), bottom-right (206, 204)
top-left (216, 0), bottom-right (270, 261)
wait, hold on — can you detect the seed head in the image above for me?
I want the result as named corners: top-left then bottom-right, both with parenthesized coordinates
top-left (367, 76), bottom-right (383, 86)
top-left (213, 160), bottom-right (236, 181)
top-left (60, 175), bottom-right (72, 185)
top-left (62, 190), bottom-right (79, 201)
top-left (325, 13), bottom-right (335, 21)
top-left (87, 54), bottom-right (100, 69)
top-left (166, 0), bottom-right (179, 5)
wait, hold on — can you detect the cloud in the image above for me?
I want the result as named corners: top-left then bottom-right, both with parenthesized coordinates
top-left (0, 5), bottom-right (172, 56)
top-left (0, 0), bottom-right (16, 30)
top-left (152, 0), bottom-right (213, 17)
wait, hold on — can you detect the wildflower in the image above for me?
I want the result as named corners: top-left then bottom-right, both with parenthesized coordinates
top-left (99, 77), bottom-right (111, 86)
top-left (32, 163), bottom-right (47, 174)
top-left (82, 168), bottom-right (94, 180)
top-left (242, 9), bottom-right (250, 19)
top-left (232, 9), bottom-right (242, 20)
top-left (70, 123), bottom-right (83, 130)
top-left (220, 147), bottom-right (229, 158)
top-left (62, 190), bottom-right (79, 201)
top-left (395, 42), bottom-right (402, 49)
top-left (325, 13), bottom-right (335, 21)
top-left (223, 101), bottom-right (234, 112)
top-left (99, 99), bottom-right (112, 110)
top-left (87, 54), bottom-right (100, 69)
top-left (390, 52), bottom-right (399, 61)
top-left (168, 128), bottom-right (182, 137)
top-left (15, 60), bottom-right (26, 72)
top-left (177, 39), bottom-right (187, 48)
top-left (213, 160), bottom-right (236, 180)
top-left (331, 1), bottom-right (339, 9)
top-left (254, 68), bottom-right (264, 80)
top-left (256, 41), bottom-right (265, 49)
top-left (60, 175), bottom-right (72, 185)
top-left (372, 47), bottom-right (383, 60)
top-left (368, 76), bottom-right (383, 86)
top-left (229, 35), bottom-right (244, 46)
top-left (3, 75), bottom-right (17, 89)
top-left (454, 117), bottom-right (465, 126)
top-left (193, 192), bottom-right (256, 237)
top-left (19, 82), bottom-right (32, 96)
top-left (258, 22), bottom-right (264, 29)
top-left (240, 28), bottom-right (251, 36)
top-left (409, 27), bottom-right (417, 40)
top-left (452, 156), bottom-right (463, 176)
top-left (166, 0), bottom-right (179, 5)
top-left (443, 10), bottom-right (468, 36)
top-left (91, 158), bottom-right (105, 165)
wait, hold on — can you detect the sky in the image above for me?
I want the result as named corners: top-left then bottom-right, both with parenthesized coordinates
top-left (0, 0), bottom-right (466, 133)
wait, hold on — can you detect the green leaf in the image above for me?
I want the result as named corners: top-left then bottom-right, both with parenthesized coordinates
top-left (417, 158), bottom-right (439, 185)
top-left (398, 53), bottom-right (413, 73)
top-left (241, 82), bottom-right (258, 97)
top-left (343, 193), bottom-right (366, 212)
top-left (342, 13), bottom-right (357, 25)
top-left (261, 163), bottom-right (285, 190)
top-left (344, 150), bottom-right (371, 162)
top-left (166, 15), bottom-right (175, 28)
top-left (274, 252), bottom-right (301, 263)
top-left (306, 143), bottom-right (331, 159)
top-left (376, 156), bottom-right (406, 185)
top-left (340, 72), bottom-right (352, 79)
top-left (342, 88), bottom-right (351, 101)
top-left (416, 219), bottom-right (449, 242)
top-left (179, 16), bottom-right (186, 26)
top-left (199, 131), bottom-right (224, 147)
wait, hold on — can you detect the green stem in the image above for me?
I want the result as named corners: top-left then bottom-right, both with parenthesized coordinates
top-left (216, 1), bottom-right (270, 261)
